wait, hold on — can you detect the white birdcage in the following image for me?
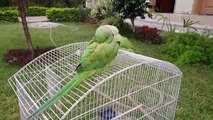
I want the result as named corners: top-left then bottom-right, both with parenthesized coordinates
top-left (8, 42), bottom-right (182, 120)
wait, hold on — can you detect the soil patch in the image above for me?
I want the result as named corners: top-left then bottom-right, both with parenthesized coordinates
top-left (3, 47), bottom-right (55, 66)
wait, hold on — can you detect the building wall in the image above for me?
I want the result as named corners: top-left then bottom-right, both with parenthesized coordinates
top-left (86, 0), bottom-right (97, 9)
top-left (174, 0), bottom-right (194, 14)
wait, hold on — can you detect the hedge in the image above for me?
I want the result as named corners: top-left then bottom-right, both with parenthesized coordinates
top-left (0, 7), bottom-right (17, 11)
top-left (0, 6), bottom-right (49, 16)
top-left (27, 6), bottom-right (48, 16)
top-left (0, 10), bottom-right (18, 22)
top-left (0, 7), bottom-right (91, 22)
top-left (46, 8), bottom-right (79, 22)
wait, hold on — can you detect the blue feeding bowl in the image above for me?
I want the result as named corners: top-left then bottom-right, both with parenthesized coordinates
top-left (98, 107), bottom-right (117, 120)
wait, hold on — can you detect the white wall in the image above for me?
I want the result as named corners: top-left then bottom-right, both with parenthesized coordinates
top-left (86, 0), bottom-right (97, 8)
top-left (174, 0), bottom-right (194, 14)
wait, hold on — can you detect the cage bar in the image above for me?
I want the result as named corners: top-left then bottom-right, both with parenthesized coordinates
top-left (8, 42), bottom-right (182, 120)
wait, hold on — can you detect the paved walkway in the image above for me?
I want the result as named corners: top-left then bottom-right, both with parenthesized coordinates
top-left (125, 13), bottom-right (213, 33)
top-left (125, 17), bottom-right (213, 33)
top-left (19, 16), bottom-right (48, 22)
top-left (20, 16), bottom-right (213, 33)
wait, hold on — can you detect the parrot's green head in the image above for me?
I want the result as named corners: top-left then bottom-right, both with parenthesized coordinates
top-left (95, 25), bottom-right (119, 43)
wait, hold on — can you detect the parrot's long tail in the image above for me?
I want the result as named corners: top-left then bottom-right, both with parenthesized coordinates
top-left (26, 71), bottom-right (95, 120)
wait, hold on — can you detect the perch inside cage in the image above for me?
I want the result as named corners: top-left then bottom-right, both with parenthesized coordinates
top-left (8, 42), bottom-right (182, 120)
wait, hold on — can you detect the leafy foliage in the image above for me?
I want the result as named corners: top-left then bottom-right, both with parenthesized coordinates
top-left (99, 15), bottom-right (132, 34)
top-left (0, 10), bottom-right (18, 22)
top-left (135, 26), bottom-right (165, 44)
top-left (0, 7), bottom-right (17, 11)
top-left (154, 13), bottom-right (213, 65)
top-left (154, 13), bottom-right (200, 34)
top-left (1, 6), bottom-right (90, 22)
top-left (77, 7), bottom-right (91, 22)
top-left (112, 0), bottom-right (153, 31)
top-left (0, 6), bottom-right (49, 16)
top-left (27, 6), bottom-right (48, 16)
top-left (113, 0), bottom-right (152, 20)
top-left (154, 13), bottom-right (176, 34)
top-left (46, 8), bottom-right (79, 22)
top-left (23, 0), bottom-right (86, 8)
top-left (0, 0), bottom-right (86, 7)
top-left (90, 0), bottom-right (113, 20)
top-left (162, 32), bottom-right (213, 65)
top-left (183, 18), bottom-right (200, 31)
top-left (46, 7), bottom-right (90, 22)
top-left (59, 0), bottom-right (86, 7)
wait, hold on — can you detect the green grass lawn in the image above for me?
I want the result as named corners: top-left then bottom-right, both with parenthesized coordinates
top-left (0, 22), bottom-right (212, 120)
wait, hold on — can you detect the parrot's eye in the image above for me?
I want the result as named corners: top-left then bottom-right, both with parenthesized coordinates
top-left (117, 41), bottom-right (121, 45)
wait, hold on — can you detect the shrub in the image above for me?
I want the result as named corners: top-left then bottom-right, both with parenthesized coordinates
top-left (0, 10), bottom-right (18, 22)
top-left (90, 0), bottom-right (113, 20)
top-left (0, 7), bottom-right (17, 11)
top-left (27, 6), bottom-right (48, 16)
top-left (0, 6), bottom-right (49, 16)
top-left (46, 8), bottom-right (79, 22)
top-left (135, 26), bottom-right (165, 44)
top-left (162, 32), bottom-right (213, 65)
top-left (77, 7), bottom-right (91, 22)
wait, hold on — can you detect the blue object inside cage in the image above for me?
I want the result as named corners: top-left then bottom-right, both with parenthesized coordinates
top-left (99, 107), bottom-right (117, 120)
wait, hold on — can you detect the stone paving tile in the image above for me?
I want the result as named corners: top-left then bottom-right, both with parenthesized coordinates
top-left (19, 16), bottom-right (48, 23)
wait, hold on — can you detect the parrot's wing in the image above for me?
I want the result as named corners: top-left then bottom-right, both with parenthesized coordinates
top-left (75, 38), bottom-right (97, 71)
top-left (76, 42), bottom-right (98, 72)
top-left (77, 41), bottom-right (119, 72)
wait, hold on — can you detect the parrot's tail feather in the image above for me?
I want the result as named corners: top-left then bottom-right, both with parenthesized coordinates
top-left (26, 71), bottom-right (95, 120)
top-left (26, 76), bottom-right (78, 120)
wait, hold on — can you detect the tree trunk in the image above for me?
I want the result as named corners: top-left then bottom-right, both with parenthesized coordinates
top-left (130, 18), bottom-right (135, 33)
top-left (18, 0), bottom-right (34, 57)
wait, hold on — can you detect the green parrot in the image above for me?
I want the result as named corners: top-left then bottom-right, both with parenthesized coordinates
top-left (26, 25), bottom-right (121, 120)
top-left (91, 25), bottom-right (134, 52)
top-left (99, 25), bottom-right (134, 52)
